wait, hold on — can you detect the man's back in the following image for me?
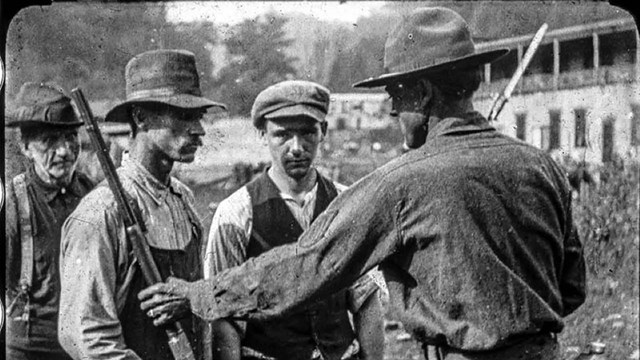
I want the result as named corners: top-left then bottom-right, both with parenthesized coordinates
top-left (375, 115), bottom-right (584, 350)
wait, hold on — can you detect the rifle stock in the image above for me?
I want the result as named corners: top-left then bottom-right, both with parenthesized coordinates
top-left (487, 23), bottom-right (548, 121)
top-left (70, 88), bottom-right (197, 360)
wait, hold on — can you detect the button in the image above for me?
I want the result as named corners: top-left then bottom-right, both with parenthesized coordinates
top-left (61, 188), bottom-right (66, 194)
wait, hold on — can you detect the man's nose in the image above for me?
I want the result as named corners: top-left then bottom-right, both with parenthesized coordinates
top-left (55, 139), bottom-right (75, 158)
top-left (290, 134), bottom-right (304, 154)
top-left (390, 98), bottom-right (399, 117)
top-left (189, 120), bottom-right (206, 136)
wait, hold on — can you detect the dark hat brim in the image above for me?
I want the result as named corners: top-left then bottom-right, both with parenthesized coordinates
top-left (353, 48), bottom-right (509, 88)
top-left (105, 94), bottom-right (227, 123)
top-left (4, 118), bottom-right (84, 129)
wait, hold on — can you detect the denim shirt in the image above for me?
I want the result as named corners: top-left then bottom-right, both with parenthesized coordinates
top-left (190, 112), bottom-right (586, 352)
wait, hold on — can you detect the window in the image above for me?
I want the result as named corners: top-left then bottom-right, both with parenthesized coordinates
top-left (574, 108), bottom-right (587, 148)
top-left (549, 110), bottom-right (561, 150)
top-left (631, 104), bottom-right (640, 146)
top-left (602, 116), bottom-right (615, 163)
top-left (516, 113), bottom-right (527, 141)
top-left (540, 126), bottom-right (550, 151)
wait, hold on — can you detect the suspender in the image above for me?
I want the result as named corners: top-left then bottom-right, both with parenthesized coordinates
top-left (13, 173), bottom-right (34, 293)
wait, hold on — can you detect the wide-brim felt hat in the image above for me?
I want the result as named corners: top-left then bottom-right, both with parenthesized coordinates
top-left (5, 82), bottom-right (83, 128)
top-left (353, 7), bottom-right (509, 88)
top-left (105, 49), bottom-right (226, 123)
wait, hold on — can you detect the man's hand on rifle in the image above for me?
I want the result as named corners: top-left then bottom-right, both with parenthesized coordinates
top-left (138, 277), bottom-right (192, 327)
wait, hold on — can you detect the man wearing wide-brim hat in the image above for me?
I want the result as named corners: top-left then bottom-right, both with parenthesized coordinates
top-left (58, 49), bottom-right (226, 360)
top-left (5, 82), bottom-right (95, 360)
top-left (139, 9), bottom-right (586, 360)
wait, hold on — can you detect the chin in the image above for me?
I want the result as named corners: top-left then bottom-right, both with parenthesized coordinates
top-left (285, 168), bottom-right (310, 180)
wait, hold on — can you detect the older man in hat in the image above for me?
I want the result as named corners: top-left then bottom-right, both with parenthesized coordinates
top-left (140, 8), bottom-right (586, 360)
top-left (204, 80), bottom-right (384, 360)
top-left (5, 82), bottom-right (95, 360)
top-left (58, 49), bottom-right (226, 360)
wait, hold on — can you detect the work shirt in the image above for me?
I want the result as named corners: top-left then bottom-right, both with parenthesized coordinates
top-left (205, 171), bottom-right (379, 360)
top-left (5, 165), bottom-right (94, 354)
top-left (190, 112), bottom-right (586, 352)
top-left (58, 157), bottom-right (205, 360)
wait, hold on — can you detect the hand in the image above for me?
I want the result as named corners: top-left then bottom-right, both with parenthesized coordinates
top-left (138, 277), bottom-right (192, 327)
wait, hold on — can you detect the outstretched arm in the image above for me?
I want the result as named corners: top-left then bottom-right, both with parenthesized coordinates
top-left (140, 172), bottom-right (404, 323)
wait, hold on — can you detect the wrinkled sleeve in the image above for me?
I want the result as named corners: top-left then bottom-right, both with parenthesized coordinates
top-left (58, 197), bottom-right (141, 360)
top-left (204, 192), bottom-right (251, 278)
top-left (560, 201), bottom-right (587, 316)
top-left (189, 172), bottom-right (403, 322)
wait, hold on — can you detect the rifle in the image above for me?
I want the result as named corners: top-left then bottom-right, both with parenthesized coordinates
top-left (69, 88), bottom-right (197, 360)
top-left (487, 23), bottom-right (549, 121)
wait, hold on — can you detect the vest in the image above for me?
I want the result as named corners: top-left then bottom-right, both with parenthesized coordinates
top-left (243, 171), bottom-right (355, 360)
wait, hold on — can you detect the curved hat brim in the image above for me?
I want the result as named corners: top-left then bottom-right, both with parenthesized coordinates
top-left (353, 48), bottom-right (509, 88)
top-left (105, 94), bottom-right (227, 123)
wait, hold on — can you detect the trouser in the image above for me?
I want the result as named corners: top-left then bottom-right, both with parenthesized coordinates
top-left (423, 333), bottom-right (560, 360)
top-left (6, 346), bottom-right (73, 360)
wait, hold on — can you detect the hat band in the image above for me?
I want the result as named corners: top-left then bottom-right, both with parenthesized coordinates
top-left (128, 87), bottom-right (200, 101)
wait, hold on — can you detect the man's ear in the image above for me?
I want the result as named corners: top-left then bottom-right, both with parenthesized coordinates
top-left (320, 121), bottom-right (328, 137)
top-left (20, 141), bottom-right (33, 160)
top-left (130, 106), bottom-right (147, 132)
top-left (258, 127), bottom-right (268, 146)
top-left (418, 79), bottom-right (433, 110)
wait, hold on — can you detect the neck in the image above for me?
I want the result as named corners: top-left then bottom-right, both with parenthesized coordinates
top-left (268, 166), bottom-right (317, 198)
top-left (430, 97), bottom-right (474, 120)
top-left (129, 137), bottom-right (173, 185)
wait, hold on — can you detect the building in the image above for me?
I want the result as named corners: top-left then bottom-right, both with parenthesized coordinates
top-left (326, 93), bottom-right (393, 130)
top-left (474, 16), bottom-right (639, 165)
top-left (329, 16), bottom-right (639, 165)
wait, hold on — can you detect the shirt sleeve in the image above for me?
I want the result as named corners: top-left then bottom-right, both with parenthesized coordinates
top-left (204, 187), bottom-right (252, 279)
top-left (188, 171), bottom-right (403, 322)
top-left (58, 193), bottom-right (141, 360)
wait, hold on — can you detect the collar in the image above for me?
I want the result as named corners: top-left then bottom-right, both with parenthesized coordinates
top-left (426, 111), bottom-right (494, 141)
top-left (121, 157), bottom-right (185, 205)
top-left (279, 182), bottom-right (318, 207)
top-left (26, 163), bottom-right (84, 203)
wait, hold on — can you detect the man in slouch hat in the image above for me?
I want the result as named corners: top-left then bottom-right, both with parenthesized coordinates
top-left (5, 82), bottom-right (95, 360)
top-left (58, 49), bottom-right (226, 360)
top-left (140, 9), bottom-right (586, 360)
top-left (205, 80), bottom-right (384, 360)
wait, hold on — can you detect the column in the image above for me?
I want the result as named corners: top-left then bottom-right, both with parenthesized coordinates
top-left (593, 32), bottom-right (600, 83)
top-left (484, 63), bottom-right (491, 84)
top-left (517, 44), bottom-right (524, 92)
top-left (553, 38), bottom-right (560, 90)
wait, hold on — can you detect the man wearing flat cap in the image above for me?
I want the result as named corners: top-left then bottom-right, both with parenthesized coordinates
top-left (140, 8), bottom-right (586, 360)
top-left (203, 80), bottom-right (384, 360)
top-left (58, 49), bottom-right (226, 360)
top-left (5, 82), bottom-right (94, 360)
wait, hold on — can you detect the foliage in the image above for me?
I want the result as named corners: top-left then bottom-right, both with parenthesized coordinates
top-left (560, 159), bottom-right (639, 359)
top-left (5, 4), bottom-right (218, 101)
top-left (212, 13), bottom-right (298, 116)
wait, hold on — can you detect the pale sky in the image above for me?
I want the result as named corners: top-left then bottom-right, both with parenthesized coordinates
top-left (165, 1), bottom-right (388, 25)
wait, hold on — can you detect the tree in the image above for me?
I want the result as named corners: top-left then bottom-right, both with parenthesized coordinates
top-left (5, 3), bottom-right (219, 101)
top-left (212, 12), bottom-right (298, 116)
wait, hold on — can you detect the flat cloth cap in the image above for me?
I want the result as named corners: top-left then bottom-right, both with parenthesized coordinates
top-left (251, 80), bottom-right (330, 128)
top-left (5, 82), bottom-right (82, 128)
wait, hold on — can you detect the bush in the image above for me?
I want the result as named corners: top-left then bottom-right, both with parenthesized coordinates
top-left (560, 160), bottom-right (639, 359)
